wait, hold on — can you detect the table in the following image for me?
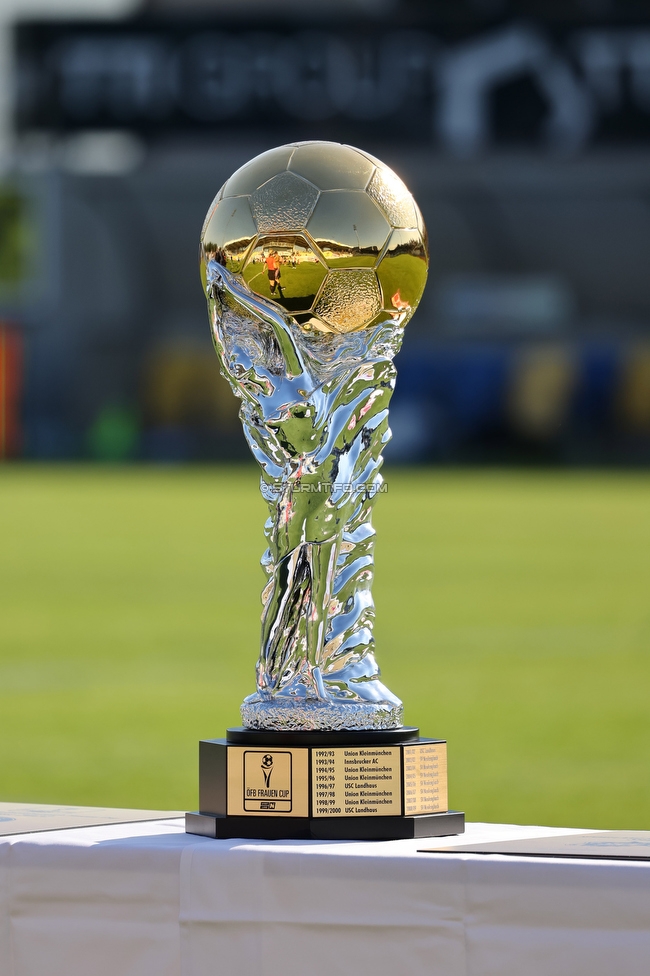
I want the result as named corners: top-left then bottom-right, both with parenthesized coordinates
top-left (1, 816), bottom-right (649, 976)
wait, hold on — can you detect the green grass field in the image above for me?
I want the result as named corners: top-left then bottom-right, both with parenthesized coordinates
top-left (1, 465), bottom-right (649, 829)
top-left (242, 259), bottom-right (327, 309)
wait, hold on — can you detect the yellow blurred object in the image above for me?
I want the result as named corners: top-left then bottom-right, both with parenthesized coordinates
top-left (618, 345), bottom-right (650, 432)
top-left (509, 345), bottom-right (575, 440)
top-left (144, 346), bottom-right (239, 430)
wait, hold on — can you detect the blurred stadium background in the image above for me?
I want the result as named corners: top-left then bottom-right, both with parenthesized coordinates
top-left (1, 0), bottom-right (650, 828)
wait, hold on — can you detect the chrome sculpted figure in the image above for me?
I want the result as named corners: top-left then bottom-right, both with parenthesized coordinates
top-left (201, 142), bottom-right (428, 730)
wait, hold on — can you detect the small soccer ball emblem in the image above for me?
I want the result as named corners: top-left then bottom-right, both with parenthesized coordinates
top-left (200, 142), bottom-right (428, 335)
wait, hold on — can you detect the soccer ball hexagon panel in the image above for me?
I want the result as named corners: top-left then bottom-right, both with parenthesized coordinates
top-left (200, 141), bottom-right (428, 334)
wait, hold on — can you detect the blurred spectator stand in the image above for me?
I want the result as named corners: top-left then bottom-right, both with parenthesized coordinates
top-left (2, 1), bottom-right (650, 466)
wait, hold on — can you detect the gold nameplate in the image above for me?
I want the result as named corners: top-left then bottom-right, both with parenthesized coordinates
top-left (312, 746), bottom-right (402, 817)
top-left (223, 740), bottom-right (447, 819)
top-left (226, 746), bottom-right (309, 818)
top-left (403, 742), bottom-right (447, 816)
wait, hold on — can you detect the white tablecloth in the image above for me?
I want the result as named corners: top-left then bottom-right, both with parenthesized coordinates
top-left (1, 818), bottom-right (648, 976)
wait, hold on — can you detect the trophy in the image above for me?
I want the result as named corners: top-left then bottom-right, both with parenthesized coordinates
top-left (185, 142), bottom-right (464, 840)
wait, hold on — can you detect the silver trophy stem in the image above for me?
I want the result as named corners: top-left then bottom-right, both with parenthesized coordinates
top-left (207, 263), bottom-right (405, 731)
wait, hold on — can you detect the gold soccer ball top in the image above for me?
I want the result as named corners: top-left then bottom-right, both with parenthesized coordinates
top-left (200, 142), bottom-right (428, 335)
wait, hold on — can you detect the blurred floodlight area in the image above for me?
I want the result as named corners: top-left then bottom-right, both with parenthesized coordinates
top-left (1, 0), bottom-right (650, 464)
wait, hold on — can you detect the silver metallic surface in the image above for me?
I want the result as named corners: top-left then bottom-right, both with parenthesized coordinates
top-left (201, 143), bottom-right (428, 731)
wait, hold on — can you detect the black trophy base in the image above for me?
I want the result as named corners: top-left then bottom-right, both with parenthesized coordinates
top-left (186, 726), bottom-right (465, 842)
top-left (186, 809), bottom-right (466, 841)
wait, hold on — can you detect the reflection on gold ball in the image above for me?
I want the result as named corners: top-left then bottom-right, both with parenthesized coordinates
top-left (200, 142), bottom-right (428, 334)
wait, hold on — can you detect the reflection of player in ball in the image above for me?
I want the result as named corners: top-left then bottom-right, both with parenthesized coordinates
top-left (201, 144), bottom-right (428, 731)
top-left (265, 251), bottom-right (284, 298)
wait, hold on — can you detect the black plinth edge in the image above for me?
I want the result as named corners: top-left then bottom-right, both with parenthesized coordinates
top-left (185, 810), bottom-right (465, 842)
top-left (225, 726), bottom-right (421, 747)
